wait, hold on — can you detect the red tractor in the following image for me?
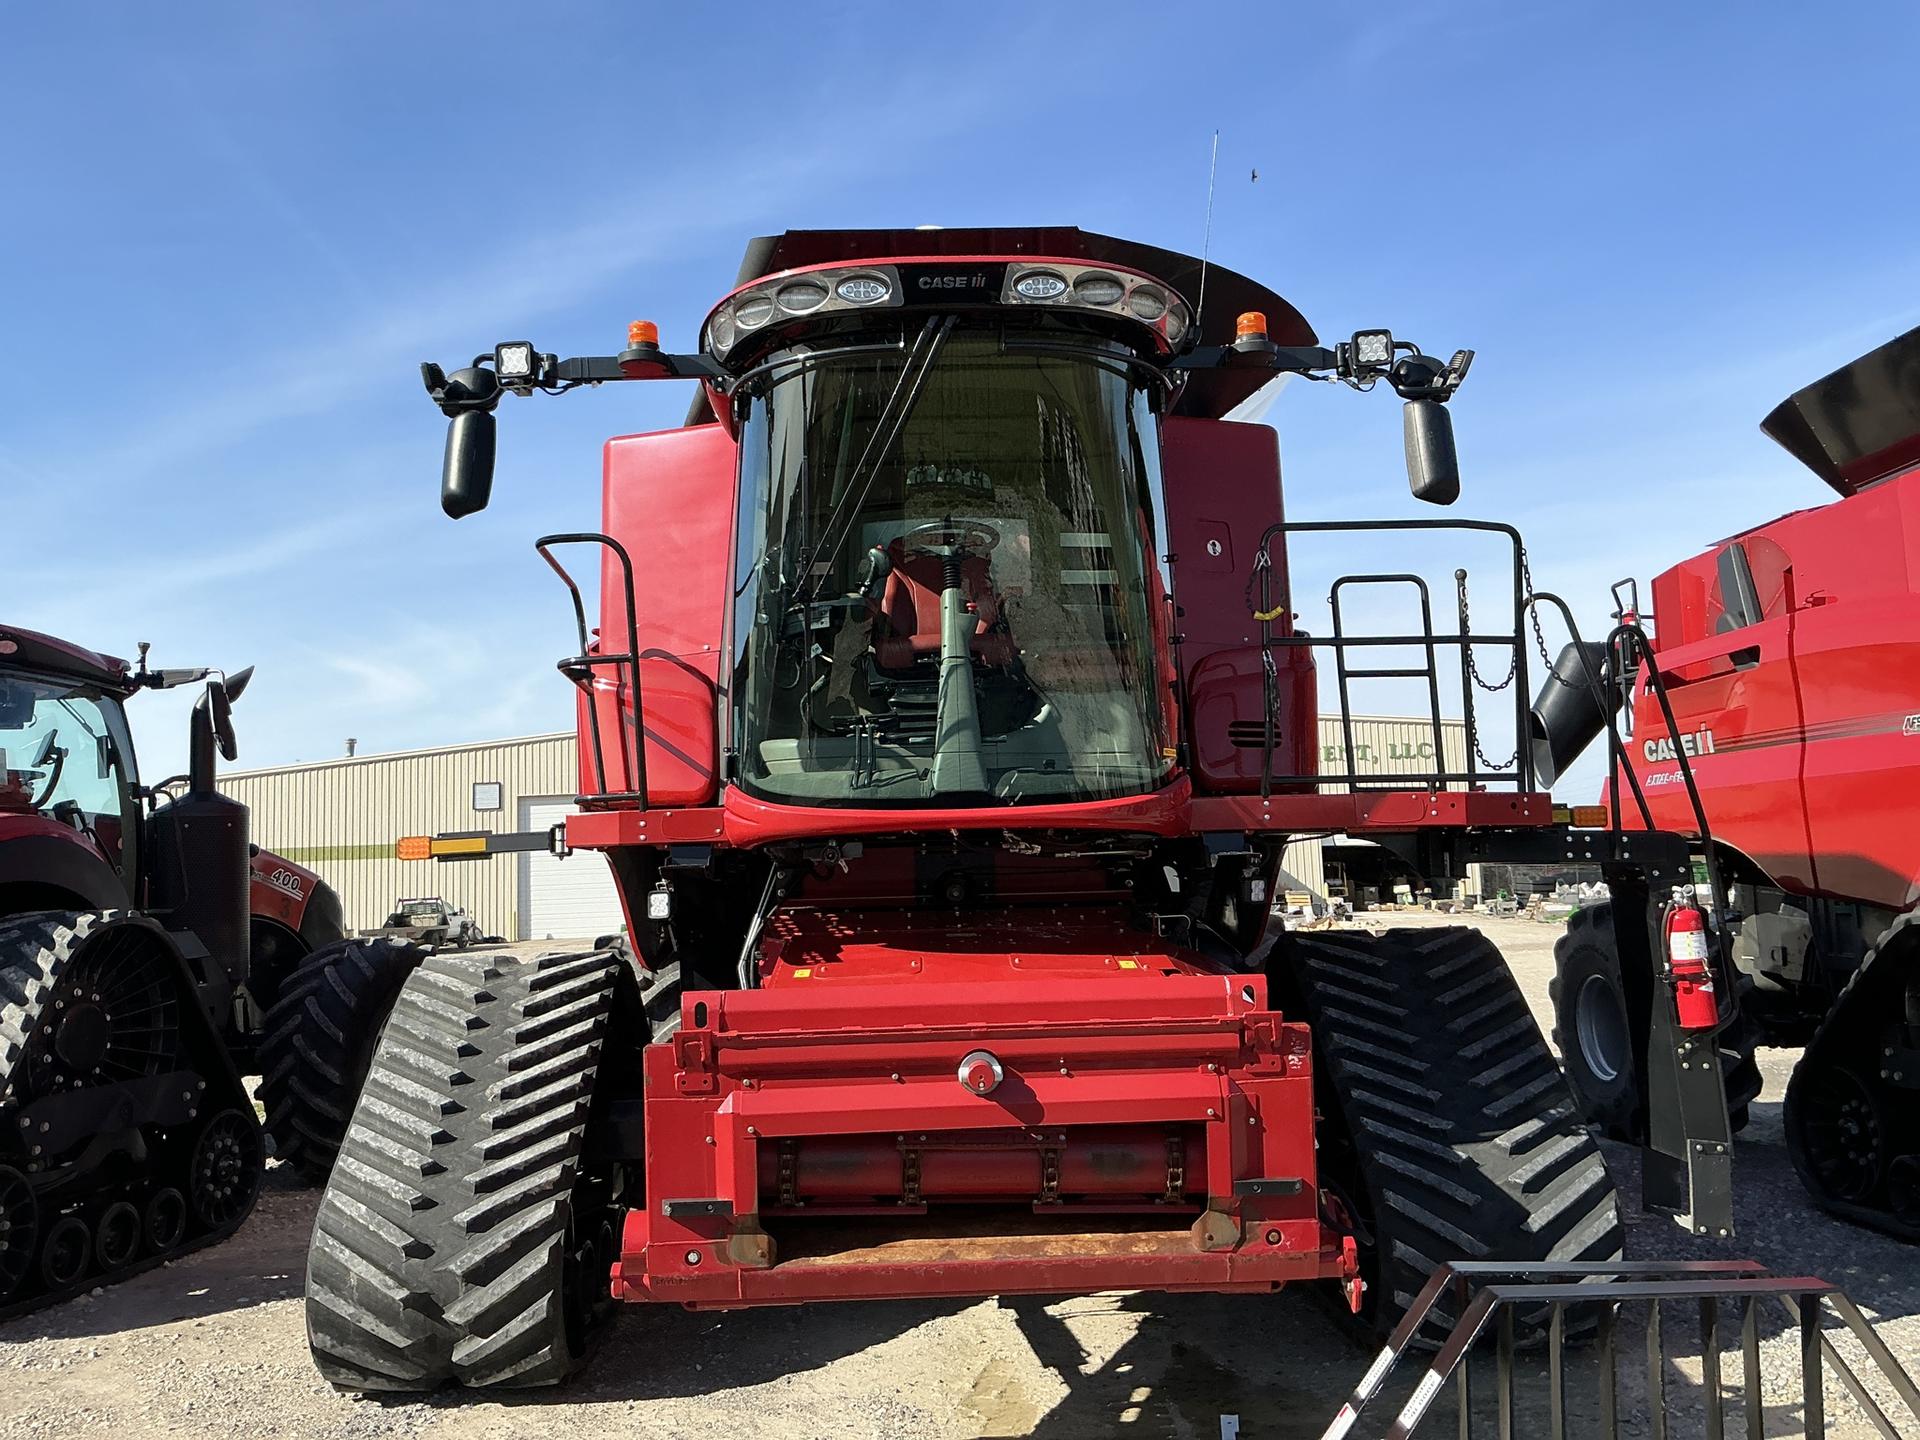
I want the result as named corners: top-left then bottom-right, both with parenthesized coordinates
top-left (0, 624), bottom-right (346, 1312)
top-left (295, 228), bottom-right (1737, 1392)
top-left (1537, 324), bottom-right (1920, 1241)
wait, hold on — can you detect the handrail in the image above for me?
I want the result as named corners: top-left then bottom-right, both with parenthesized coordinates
top-left (1320, 1259), bottom-right (1920, 1439)
top-left (535, 532), bottom-right (649, 808)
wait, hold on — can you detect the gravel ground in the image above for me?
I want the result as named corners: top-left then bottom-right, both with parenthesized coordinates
top-left (1, 918), bottom-right (1915, 1439)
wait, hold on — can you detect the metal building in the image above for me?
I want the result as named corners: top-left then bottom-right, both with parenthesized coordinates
top-left (221, 733), bottom-right (627, 943)
top-left (1277, 715), bottom-right (1469, 901)
top-left (224, 715), bottom-right (1468, 939)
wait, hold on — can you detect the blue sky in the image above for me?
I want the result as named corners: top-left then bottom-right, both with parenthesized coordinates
top-left (6, 5), bottom-right (1919, 798)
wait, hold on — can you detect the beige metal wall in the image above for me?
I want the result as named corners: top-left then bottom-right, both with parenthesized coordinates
top-left (222, 733), bottom-right (579, 939)
top-left (1279, 715), bottom-right (1471, 898)
top-left (226, 714), bottom-right (1473, 925)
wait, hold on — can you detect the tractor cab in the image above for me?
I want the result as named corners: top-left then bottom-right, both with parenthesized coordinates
top-left (425, 227), bottom-right (1473, 825)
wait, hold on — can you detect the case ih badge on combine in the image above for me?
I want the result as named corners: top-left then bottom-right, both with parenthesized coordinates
top-left (298, 228), bottom-right (1739, 1394)
top-left (0, 626), bottom-right (346, 1313)
top-left (1535, 324), bottom-right (1920, 1242)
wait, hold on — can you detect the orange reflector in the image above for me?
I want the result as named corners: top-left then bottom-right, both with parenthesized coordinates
top-left (396, 836), bottom-right (431, 860)
top-left (628, 319), bottom-right (659, 348)
top-left (1570, 805), bottom-right (1610, 828)
top-left (1236, 310), bottom-right (1268, 338)
top-left (432, 835), bottom-right (490, 856)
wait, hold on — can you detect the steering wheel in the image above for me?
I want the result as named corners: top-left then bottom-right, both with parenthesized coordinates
top-left (901, 518), bottom-right (1000, 559)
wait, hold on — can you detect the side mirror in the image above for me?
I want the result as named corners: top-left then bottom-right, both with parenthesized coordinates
top-left (1403, 399), bottom-right (1461, 506)
top-left (208, 681), bottom-right (238, 762)
top-left (442, 409), bottom-right (497, 519)
top-left (31, 731), bottom-right (59, 768)
top-left (224, 665), bottom-right (254, 705)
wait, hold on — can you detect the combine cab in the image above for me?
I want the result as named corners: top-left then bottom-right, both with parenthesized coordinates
top-left (1535, 325), bottom-right (1920, 1240)
top-left (296, 228), bottom-right (1740, 1392)
top-left (0, 625), bottom-right (348, 1313)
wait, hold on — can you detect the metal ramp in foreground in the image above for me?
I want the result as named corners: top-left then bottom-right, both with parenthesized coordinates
top-left (1319, 1261), bottom-right (1920, 1440)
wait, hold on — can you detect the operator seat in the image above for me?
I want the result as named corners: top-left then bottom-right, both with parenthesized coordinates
top-left (873, 541), bottom-right (1015, 672)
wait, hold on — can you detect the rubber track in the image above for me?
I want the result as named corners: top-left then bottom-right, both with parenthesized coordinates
top-left (258, 936), bottom-right (427, 1185)
top-left (1284, 926), bottom-right (1623, 1339)
top-left (1784, 907), bottom-right (1920, 1240)
top-left (0, 910), bottom-right (262, 1321)
top-left (305, 949), bottom-right (621, 1392)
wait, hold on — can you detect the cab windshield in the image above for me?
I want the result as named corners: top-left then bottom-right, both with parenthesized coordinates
top-left (732, 331), bottom-right (1171, 807)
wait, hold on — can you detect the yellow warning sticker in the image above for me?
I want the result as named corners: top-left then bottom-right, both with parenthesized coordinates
top-left (792, 968), bottom-right (812, 978)
top-left (1118, 960), bottom-right (1141, 970)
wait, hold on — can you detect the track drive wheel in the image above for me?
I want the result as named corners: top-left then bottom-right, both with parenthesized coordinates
top-left (1550, 901), bottom-right (1761, 1140)
top-left (305, 948), bottom-right (636, 1393)
top-left (1785, 909), bottom-right (1920, 1238)
top-left (1277, 926), bottom-right (1623, 1343)
top-left (258, 936), bottom-right (427, 1185)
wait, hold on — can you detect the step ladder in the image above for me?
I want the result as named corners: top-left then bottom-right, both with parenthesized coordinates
top-left (1320, 1260), bottom-right (1920, 1439)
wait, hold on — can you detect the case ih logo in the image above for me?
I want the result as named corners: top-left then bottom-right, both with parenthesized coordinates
top-left (916, 272), bottom-right (991, 291)
top-left (1644, 728), bottom-right (1717, 763)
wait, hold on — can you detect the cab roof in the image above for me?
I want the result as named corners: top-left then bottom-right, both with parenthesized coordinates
top-left (0, 624), bottom-right (130, 690)
top-left (731, 227), bottom-right (1315, 420)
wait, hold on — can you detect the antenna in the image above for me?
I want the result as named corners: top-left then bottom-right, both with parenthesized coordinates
top-left (1195, 129), bottom-right (1220, 331)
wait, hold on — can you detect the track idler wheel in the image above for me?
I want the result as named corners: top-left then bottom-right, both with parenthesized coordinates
top-left (40, 1215), bottom-right (90, 1290)
top-left (95, 1201), bottom-right (143, 1271)
top-left (144, 1187), bottom-right (188, 1253)
top-left (190, 1110), bottom-right (263, 1230)
top-left (0, 1166), bottom-right (39, 1303)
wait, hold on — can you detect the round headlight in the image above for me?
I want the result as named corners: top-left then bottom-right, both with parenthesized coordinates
top-left (1126, 286), bottom-right (1168, 322)
top-left (735, 292), bottom-right (776, 328)
top-left (1013, 270), bottom-right (1069, 301)
top-left (1072, 274), bottom-right (1125, 306)
top-left (708, 308), bottom-right (736, 351)
top-left (777, 280), bottom-right (828, 314)
top-left (836, 274), bottom-right (890, 304)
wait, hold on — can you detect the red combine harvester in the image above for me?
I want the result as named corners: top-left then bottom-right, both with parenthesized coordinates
top-left (0, 625), bottom-right (345, 1313)
top-left (1536, 325), bottom-right (1920, 1242)
top-left (301, 228), bottom-right (1739, 1393)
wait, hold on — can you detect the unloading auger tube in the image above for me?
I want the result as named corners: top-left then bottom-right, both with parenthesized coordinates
top-left (0, 911), bottom-right (263, 1315)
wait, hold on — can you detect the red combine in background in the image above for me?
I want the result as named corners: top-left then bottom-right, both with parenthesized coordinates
top-left (289, 228), bottom-right (1740, 1393)
top-left (1534, 325), bottom-right (1920, 1240)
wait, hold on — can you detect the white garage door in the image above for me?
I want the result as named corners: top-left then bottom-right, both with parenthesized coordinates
top-left (517, 796), bottom-right (629, 942)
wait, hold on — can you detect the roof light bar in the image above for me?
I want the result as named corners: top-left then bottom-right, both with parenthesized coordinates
top-left (703, 260), bottom-right (1192, 364)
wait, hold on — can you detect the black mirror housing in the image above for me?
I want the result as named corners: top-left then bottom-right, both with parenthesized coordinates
top-left (442, 409), bottom-right (497, 519)
top-left (1403, 399), bottom-right (1461, 506)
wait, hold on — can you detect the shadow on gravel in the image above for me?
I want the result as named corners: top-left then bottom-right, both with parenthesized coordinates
top-left (344, 1295), bottom-right (973, 1416)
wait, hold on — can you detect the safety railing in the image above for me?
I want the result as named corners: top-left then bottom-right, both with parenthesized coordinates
top-left (535, 531), bottom-right (648, 807)
top-left (1320, 1260), bottom-right (1920, 1440)
top-left (1248, 518), bottom-right (1535, 797)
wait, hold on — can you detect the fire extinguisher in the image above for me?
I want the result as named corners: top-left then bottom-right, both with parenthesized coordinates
top-left (1663, 901), bottom-right (1719, 1031)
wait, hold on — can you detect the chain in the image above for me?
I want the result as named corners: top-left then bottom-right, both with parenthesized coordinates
top-left (1456, 549), bottom-right (1562, 773)
top-left (1245, 546), bottom-right (1286, 623)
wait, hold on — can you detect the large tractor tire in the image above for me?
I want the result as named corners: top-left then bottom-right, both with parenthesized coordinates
top-left (0, 911), bottom-right (263, 1319)
top-left (1550, 901), bottom-right (1762, 1142)
top-left (306, 948), bottom-right (653, 1393)
top-left (258, 936), bottom-right (428, 1185)
top-left (1276, 926), bottom-right (1623, 1340)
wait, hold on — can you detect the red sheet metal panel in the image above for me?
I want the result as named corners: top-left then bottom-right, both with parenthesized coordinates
top-left (613, 947), bottom-right (1340, 1307)
top-left (590, 423), bottom-right (737, 806)
top-left (1161, 417), bottom-right (1317, 793)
